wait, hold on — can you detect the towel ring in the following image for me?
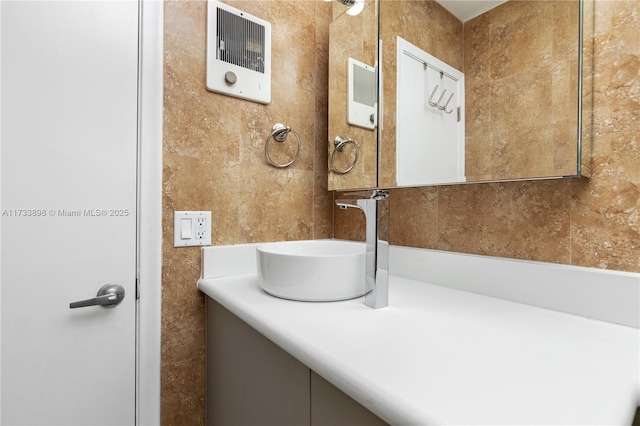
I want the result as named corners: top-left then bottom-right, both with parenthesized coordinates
top-left (330, 136), bottom-right (359, 174)
top-left (264, 123), bottom-right (301, 168)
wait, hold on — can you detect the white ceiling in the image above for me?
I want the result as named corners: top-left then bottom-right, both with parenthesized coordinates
top-left (435, 0), bottom-right (508, 22)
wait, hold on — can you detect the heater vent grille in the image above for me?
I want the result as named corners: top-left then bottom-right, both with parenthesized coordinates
top-left (206, 0), bottom-right (271, 104)
top-left (216, 8), bottom-right (266, 74)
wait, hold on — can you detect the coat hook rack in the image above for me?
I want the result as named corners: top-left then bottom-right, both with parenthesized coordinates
top-left (424, 63), bottom-right (455, 114)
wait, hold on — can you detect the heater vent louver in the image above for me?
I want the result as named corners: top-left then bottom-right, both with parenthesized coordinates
top-left (216, 8), bottom-right (266, 74)
top-left (206, 1), bottom-right (271, 104)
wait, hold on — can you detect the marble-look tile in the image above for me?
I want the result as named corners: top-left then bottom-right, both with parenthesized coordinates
top-left (465, 84), bottom-right (491, 138)
top-left (378, 118), bottom-right (397, 187)
top-left (163, 86), bottom-right (243, 166)
top-left (592, 0), bottom-right (640, 136)
top-left (237, 165), bottom-right (315, 243)
top-left (430, 21), bottom-right (463, 71)
top-left (487, 0), bottom-right (547, 28)
top-left (490, 1), bottom-right (553, 80)
top-left (490, 66), bottom-right (553, 137)
top-left (404, 1), bottom-right (439, 56)
top-left (552, 59), bottom-right (580, 125)
top-left (266, 2), bottom-right (317, 93)
top-left (571, 131), bottom-right (640, 272)
top-left (463, 12), bottom-right (491, 87)
top-left (436, 1), bottom-right (463, 43)
top-left (465, 130), bottom-right (493, 181)
top-left (490, 127), bottom-right (555, 179)
top-left (553, 0), bottom-right (580, 61)
top-left (161, 302), bottom-right (205, 368)
top-left (437, 180), bottom-right (572, 264)
top-left (592, 49), bottom-right (640, 137)
top-left (316, 0), bottom-right (331, 98)
top-left (553, 120), bottom-right (580, 176)
top-left (164, 1), bottom-right (206, 58)
top-left (388, 186), bottom-right (439, 248)
top-left (161, 354), bottom-right (206, 426)
top-left (593, 0), bottom-right (639, 60)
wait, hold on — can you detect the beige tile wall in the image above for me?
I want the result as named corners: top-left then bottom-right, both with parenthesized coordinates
top-left (162, 0), bottom-right (638, 424)
top-left (337, 0), bottom-right (640, 273)
top-left (162, 1), bottom-right (333, 424)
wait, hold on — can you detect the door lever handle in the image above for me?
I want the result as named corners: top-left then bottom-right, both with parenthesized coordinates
top-left (70, 283), bottom-right (125, 309)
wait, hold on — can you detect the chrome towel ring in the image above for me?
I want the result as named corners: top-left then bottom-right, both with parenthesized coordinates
top-left (265, 123), bottom-right (301, 168)
top-left (330, 136), bottom-right (359, 174)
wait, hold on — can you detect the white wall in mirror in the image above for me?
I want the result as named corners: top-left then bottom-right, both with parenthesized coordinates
top-left (347, 57), bottom-right (377, 130)
top-left (435, 0), bottom-right (508, 22)
top-left (396, 37), bottom-right (465, 186)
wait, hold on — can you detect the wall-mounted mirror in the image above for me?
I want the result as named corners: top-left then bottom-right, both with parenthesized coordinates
top-left (328, 0), bottom-right (593, 191)
top-left (328, 0), bottom-right (378, 190)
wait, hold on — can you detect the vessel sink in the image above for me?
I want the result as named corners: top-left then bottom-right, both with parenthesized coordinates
top-left (256, 240), bottom-right (366, 302)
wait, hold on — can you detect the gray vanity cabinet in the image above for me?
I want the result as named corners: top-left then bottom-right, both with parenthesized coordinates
top-left (205, 298), bottom-right (387, 426)
top-left (310, 372), bottom-right (387, 426)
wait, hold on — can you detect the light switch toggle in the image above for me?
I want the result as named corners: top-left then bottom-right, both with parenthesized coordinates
top-left (180, 218), bottom-right (192, 239)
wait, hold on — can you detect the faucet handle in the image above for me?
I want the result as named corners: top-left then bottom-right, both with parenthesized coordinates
top-left (342, 189), bottom-right (389, 200)
top-left (370, 189), bottom-right (389, 200)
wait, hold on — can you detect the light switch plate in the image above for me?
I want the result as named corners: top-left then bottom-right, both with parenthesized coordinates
top-left (174, 211), bottom-right (212, 247)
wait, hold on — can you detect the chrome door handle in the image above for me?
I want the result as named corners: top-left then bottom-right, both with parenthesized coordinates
top-left (70, 283), bottom-right (125, 309)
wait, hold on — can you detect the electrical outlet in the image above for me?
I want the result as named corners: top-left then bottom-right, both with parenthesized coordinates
top-left (195, 217), bottom-right (207, 240)
top-left (174, 211), bottom-right (211, 247)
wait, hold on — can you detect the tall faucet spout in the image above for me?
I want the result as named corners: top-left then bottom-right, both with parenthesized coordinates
top-left (335, 199), bottom-right (360, 210)
top-left (335, 189), bottom-right (389, 309)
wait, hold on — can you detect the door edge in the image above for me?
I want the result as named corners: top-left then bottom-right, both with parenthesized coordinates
top-left (136, 0), bottom-right (163, 424)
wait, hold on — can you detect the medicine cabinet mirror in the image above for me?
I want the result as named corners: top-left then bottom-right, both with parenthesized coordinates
top-left (328, 0), bottom-right (593, 191)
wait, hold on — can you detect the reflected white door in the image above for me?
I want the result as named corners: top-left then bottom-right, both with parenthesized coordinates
top-left (1, 1), bottom-right (139, 424)
top-left (396, 37), bottom-right (466, 186)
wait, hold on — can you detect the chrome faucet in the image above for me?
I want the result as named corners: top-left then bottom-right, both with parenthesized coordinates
top-left (336, 189), bottom-right (390, 309)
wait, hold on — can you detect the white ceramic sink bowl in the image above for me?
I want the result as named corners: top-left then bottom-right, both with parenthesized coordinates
top-left (256, 240), bottom-right (366, 302)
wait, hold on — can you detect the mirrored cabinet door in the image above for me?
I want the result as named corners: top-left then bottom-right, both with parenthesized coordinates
top-left (328, 1), bottom-right (378, 191)
top-left (328, 0), bottom-right (592, 191)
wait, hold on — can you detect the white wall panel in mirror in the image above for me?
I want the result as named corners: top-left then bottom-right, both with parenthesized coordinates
top-left (348, 57), bottom-right (377, 130)
top-left (397, 37), bottom-right (465, 186)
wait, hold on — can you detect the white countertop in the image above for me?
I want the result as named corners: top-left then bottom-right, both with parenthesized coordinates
top-left (198, 273), bottom-right (639, 425)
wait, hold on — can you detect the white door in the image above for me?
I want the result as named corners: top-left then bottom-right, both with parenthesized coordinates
top-left (396, 37), bottom-right (466, 186)
top-left (1, 1), bottom-right (139, 424)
